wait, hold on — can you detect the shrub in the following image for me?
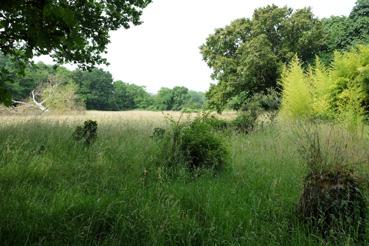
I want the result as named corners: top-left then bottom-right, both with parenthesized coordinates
top-left (73, 120), bottom-right (98, 145)
top-left (231, 111), bottom-right (257, 134)
top-left (296, 124), bottom-right (367, 241)
top-left (202, 115), bottom-right (230, 131)
top-left (279, 56), bottom-right (314, 119)
top-left (160, 116), bottom-right (229, 173)
top-left (279, 45), bottom-right (369, 127)
top-left (298, 168), bottom-right (366, 241)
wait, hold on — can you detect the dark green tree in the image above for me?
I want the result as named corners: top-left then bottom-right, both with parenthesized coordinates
top-left (323, 0), bottom-right (369, 59)
top-left (154, 86), bottom-right (191, 111)
top-left (201, 5), bottom-right (326, 111)
top-left (171, 86), bottom-right (191, 111)
top-left (72, 68), bottom-right (114, 110)
top-left (154, 87), bottom-right (175, 110)
top-left (185, 91), bottom-right (206, 109)
top-left (348, 0), bottom-right (369, 46)
top-left (112, 81), bottom-right (153, 110)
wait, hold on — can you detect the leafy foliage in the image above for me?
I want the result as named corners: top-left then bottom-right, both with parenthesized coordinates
top-left (231, 112), bottom-right (257, 134)
top-left (329, 46), bottom-right (369, 126)
top-left (201, 5), bottom-right (326, 111)
top-left (0, 0), bottom-right (151, 67)
top-left (279, 45), bottom-right (369, 126)
top-left (153, 87), bottom-right (205, 111)
top-left (0, 0), bottom-right (151, 104)
top-left (323, 0), bottom-right (369, 60)
top-left (279, 56), bottom-right (315, 119)
top-left (41, 78), bottom-right (84, 112)
top-left (72, 68), bottom-right (115, 110)
top-left (159, 116), bottom-right (229, 173)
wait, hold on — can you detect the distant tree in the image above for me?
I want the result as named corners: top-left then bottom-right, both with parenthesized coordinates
top-left (72, 68), bottom-right (114, 110)
top-left (112, 81), bottom-right (135, 110)
top-left (349, 0), bottom-right (369, 45)
top-left (1, 54), bottom-right (77, 104)
top-left (154, 87), bottom-right (175, 110)
top-left (171, 86), bottom-right (191, 111)
top-left (125, 83), bottom-right (154, 109)
top-left (201, 5), bottom-right (326, 112)
top-left (154, 86), bottom-right (191, 111)
top-left (112, 81), bottom-right (153, 110)
top-left (185, 91), bottom-right (206, 109)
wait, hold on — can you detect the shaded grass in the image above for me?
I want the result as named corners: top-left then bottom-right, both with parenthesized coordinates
top-left (0, 113), bottom-right (368, 245)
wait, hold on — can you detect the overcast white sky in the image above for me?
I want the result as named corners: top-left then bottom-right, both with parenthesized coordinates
top-left (37, 0), bottom-right (356, 93)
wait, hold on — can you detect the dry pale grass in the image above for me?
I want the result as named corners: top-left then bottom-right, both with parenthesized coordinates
top-left (0, 110), bottom-right (221, 128)
top-left (0, 110), bottom-right (238, 127)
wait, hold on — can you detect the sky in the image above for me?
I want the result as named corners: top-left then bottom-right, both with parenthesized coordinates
top-left (36, 0), bottom-right (356, 94)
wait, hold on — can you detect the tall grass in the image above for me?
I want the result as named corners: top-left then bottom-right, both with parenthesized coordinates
top-left (0, 112), bottom-right (368, 245)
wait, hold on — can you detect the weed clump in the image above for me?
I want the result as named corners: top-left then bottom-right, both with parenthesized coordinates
top-left (73, 120), bottom-right (98, 145)
top-left (298, 168), bottom-right (366, 240)
top-left (151, 127), bottom-right (166, 140)
top-left (296, 124), bottom-right (367, 241)
top-left (160, 116), bottom-right (229, 173)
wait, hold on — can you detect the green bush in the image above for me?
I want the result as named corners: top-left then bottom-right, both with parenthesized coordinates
top-left (73, 120), bottom-right (98, 145)
top-left (202, 115), bottom-right (230, 131)
top-left (279, 56), bottom-right (314, 119)
top-left (159, 117), bottom-right (229, 173)
top-left (231, 111), bottom-right (257, 134)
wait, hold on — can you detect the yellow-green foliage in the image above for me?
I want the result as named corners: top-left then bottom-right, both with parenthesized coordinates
top-left (309, 59), bottom-right (331, 119)
top-left (329, 45), bottom-right (369, 127)
top-left (42, 79), bottom-right (84, 112)
top-left (279, 56), bottom-right (314, 119)
top-left (280, 45), bottom-right (369, 126)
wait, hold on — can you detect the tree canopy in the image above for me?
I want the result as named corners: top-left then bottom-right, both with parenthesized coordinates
top-left (201, 5), bottom-right (326, 112)
top-left (0, 0), bottom-right (151, 67)
top-left (323, 0), bottom-right (369, 56)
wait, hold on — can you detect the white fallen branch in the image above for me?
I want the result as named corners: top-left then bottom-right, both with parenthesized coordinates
top-left (11, 90), bottom-right (49, 113)
top-left (31, 90), bottom-right (48, 112)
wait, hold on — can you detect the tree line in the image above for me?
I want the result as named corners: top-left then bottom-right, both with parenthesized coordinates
top-left (0, 54), bottom-right (205, 111)
top-left (201, 0), bottom-right (369, 112)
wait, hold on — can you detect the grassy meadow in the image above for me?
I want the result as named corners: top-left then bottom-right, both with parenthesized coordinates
top-left (1, 111), bottom-right (369, 245)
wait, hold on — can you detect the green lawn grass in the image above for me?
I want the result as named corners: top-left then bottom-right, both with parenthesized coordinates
top-left (0, 112), bottom-right (368, 245)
